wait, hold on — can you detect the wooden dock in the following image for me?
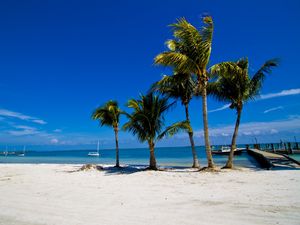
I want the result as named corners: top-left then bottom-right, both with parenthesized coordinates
top-left (247, 149), bottom-right (300, 169)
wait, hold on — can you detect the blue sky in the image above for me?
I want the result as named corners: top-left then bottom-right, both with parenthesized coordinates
top-left (0, 0), bottom-right (300, 150)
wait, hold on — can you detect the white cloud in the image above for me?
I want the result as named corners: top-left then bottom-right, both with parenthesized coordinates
top-left (53, 129), bottom-right (62, 133)
top-left (263, 106), bottom-right (283, 114)
top-left (193, 116), bottom-right (300, 138)
top-left (288, 115), bottom-right (300, 119)
top-left (253, 130), bottom-right (261, 135)
top-left (32, 119), bottom-right (47, 125)
top-left (7, 125), bottom-right (40, 136)
top-left (242, 131), bottom-right (252, 136)
top-left (270, 129), bottom-right (279, 134)
top-left (208, 104), bottom-right (231, 113)
top-left (0, 109), bottom-right (47, 125)
top-left (260, 88), bottom-right (300, 100)
top-left (50, 138), bottom-right (59, 144)
top-left (209, 88), bottom-right (300, 113)
top-left (14, 125), bottom-right (36, 130)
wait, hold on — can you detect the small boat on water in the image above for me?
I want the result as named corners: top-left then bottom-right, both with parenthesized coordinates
top-left (88, 141), bottom-right (100, 157)
top-left (17, 146), bottom-right (26, 157)
top-left (3, 146), bottom-right (8, 156)
top-left (212, 146), bottom-right (243, 155)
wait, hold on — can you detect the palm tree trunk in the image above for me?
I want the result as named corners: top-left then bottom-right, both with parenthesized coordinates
top-left (201, 80), bottom-right (215, 168)
top-left (114, 128), bottom-right (120, 167)
top-left (184, 103), bottom-right (200, 168)
top-left (148, 140), bottom-right (157, 170)
top-left (224, 106), bottom-right (242, 169)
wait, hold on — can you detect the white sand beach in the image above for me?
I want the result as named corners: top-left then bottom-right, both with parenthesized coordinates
top-left (0, 164), bottom-right (299, 225)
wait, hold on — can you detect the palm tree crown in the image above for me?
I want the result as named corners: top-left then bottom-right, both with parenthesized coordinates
top-left (209, 58), bottom-right (279, 110)
top-left (155, 16), bottom-right (213, 79)
top-left (92, 100), bottom-right (121, 129)
top-left (151, 73), bottom-right (196, 105)
top-left (123, 93), bottom-right (190, 169)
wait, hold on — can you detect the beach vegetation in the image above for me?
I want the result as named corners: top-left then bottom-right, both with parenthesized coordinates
top-left (209, 58), bottom-right (278, 168)
top-left (154, 16), bottom-right (215, 169)
top-left (151, 73), bottom-right (200, 168)
top-left (92, 100), bottom-right (122, 167)
top-left (123, 93), bottom-right (191, 170)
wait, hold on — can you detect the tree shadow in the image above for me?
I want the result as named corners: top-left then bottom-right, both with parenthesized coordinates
top-left (102, 165), bottom-right (146, 175)
top-left (65, 162), bottom-right (300, 175)
top-left (66, 164), bottom-right (200, 175)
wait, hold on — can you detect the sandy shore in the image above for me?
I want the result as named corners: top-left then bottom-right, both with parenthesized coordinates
top-left (0, 164), bottom-right (299, 225)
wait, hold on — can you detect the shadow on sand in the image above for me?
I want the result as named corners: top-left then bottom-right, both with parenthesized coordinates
top-left (65, 162), bottom-right (300, 175)
top-left (66, 164), bottom-right (207, 175)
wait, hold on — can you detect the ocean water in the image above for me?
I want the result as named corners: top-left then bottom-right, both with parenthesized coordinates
top-left (0, 146), bottom-right (260, 168)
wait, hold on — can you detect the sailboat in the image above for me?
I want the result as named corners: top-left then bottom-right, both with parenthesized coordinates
top-left (17, 146), bottom-right (26, 157)
top-left (4, 146), bottom-right (8, 157)
top-left (88, 141), bottom-right (100, 157)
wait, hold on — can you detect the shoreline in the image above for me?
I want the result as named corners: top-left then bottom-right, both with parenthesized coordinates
top-left (1, 164), bottom-right (300, 225)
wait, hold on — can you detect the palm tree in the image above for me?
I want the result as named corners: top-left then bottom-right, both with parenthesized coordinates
top-left (209, 58), bottom-right (278, 168)
top-left (154, 16), bottom-right (215, 168)
top-left (92, 100), bottom-right (122, 167)
top-left (123, 93), bottom-right (191, 170)
top-left (151, 73), bottom-right (200, 168)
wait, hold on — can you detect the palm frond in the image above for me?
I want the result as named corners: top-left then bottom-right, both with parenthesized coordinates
top-left (170, 18), bottom-right (202, 52)
top-left (126, 99), bottom-right (140, 111)
top-left (236, 58), bottom-right (249, 71)
top-left (123, 93), bottom-right (175, 143)
top-left (155, 52), bottom-right (198, 74)
top-left (208, 59), bottom-right (249, 109)
top-left (157, 121), bottom-right (191, 140)
top-left (92, 100), bottom-right (122, 128)
top-left (208, 57), bottom-right (278, 109)
top-left (151, 73), bottom-right (196, 105)
top-left (198, 16), bottom-right (214, 69)
top-left (210, 62), bottom-right (244, 77)
top-left (249, 58), bottom-right (279, 97)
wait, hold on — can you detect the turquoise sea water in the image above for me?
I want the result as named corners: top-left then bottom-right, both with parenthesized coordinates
top-left (290, 154), bottom-right (300, 161)
top-left (0, 146), bottom-right (260, 168)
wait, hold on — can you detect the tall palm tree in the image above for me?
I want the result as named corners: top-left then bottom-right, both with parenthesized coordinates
top-left (209, 58), bottom-right (278, 168)
top-left (155, 16), bottom-right (215, 168)
top-left (92, 100), bottom-right (122, 167)
top-left (123, 93), bottom-right (191, 170)
top-left (151, 73), bottom-right (200, 168)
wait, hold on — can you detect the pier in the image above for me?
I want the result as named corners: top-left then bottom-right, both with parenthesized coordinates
top-left (246, 141), bottom-right (300, 154)
top-left (247, 148), bottom-right (300, 169)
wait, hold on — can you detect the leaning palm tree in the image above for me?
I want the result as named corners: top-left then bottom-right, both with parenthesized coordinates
top-left (151, 73), bottom-right (200, 168)
top-left (209, 58), bottom-right (278, 168)
top-left (155, 16), bottom-right (215, 168)
top-left (123, 93), bottom-right (190, 170)
top-left (92, 100), bottom-right (122, 167)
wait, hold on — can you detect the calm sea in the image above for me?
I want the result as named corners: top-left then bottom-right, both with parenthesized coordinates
top-left (0, 146), bottom-right (260, 168)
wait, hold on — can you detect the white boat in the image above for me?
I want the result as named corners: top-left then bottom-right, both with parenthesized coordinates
top-left (4, 146), bottom-right (8, 157)
top-left (88, 141), bottom-right (100, 157)
top-left (212, 146), bottom-right (242, 155)
top-left (17, 146), bottom-right (26, 157)
top-left (220, 146), bottom-right (231, 153)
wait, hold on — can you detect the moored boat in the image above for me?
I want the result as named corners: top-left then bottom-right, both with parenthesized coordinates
top-left (88, 141), bottom-right (100, 157)
top-left (212, 146), bottom-right (243, 155)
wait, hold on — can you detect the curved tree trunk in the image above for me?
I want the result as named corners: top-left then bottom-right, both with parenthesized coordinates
top-left (114, 128), bottom-right (120, 167)
top-left (201, 80), bottom-right (215, 168)
top-left (184, 103), bottom-right (200, 168)
top-left (148, 140), bottom-right (157, 170)
top-left (224, 106), bottom-right (242, 169)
